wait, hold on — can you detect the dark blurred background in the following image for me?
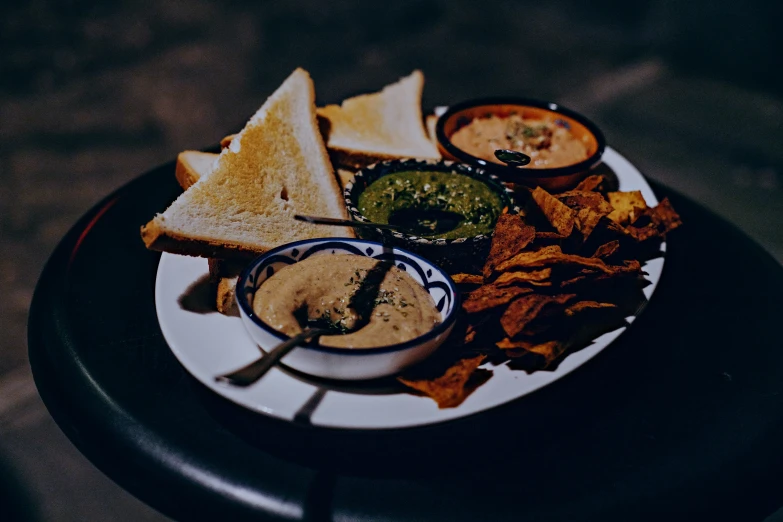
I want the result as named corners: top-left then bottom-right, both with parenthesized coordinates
top-left (1, 1), bottom-right (781, 520)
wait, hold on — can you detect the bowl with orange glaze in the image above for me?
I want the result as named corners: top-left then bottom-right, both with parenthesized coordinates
top-left (436, 98), bottom-right (606, 192)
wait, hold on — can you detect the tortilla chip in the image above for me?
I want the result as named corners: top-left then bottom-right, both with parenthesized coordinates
top-left (557, 191), bottom-right (612, 215)
top-left (463, 284), bottom-right (533, 314)
top-left (535, 230), bottom-right (570, 240)
top-left (620, 259), bottom-right (643, 272)
top-left (494, 245), bottom-right (615, 275)
top-left (607, 191), bottom-right (647, 225)
top-left (500, 293), bottom-right (576, 338)
top-left (574, 175), bottom-right (605, 192)
top-left (564, 300), bottom-right (616, 316)
top-left (592, 240), bottom-right (620, 259)
top-left (626, 226), bottom-right (660, 242)
top-left (649, 198), bottom-right (681, 228)
top-left (510, 320), bottom-right (556, 338)
top-left (398, 355), bottom-right (486, 408)
top-left (493, 268), bottom-right (552, 288)
top-left (626, 198), bottom-right (682, 241)
top-left (578, 215), bottom-right (634, 255)
top-left (532, 187), bottom-right (576, 237)
top-left (496, 338), bottom-right (566, 366)
top-left (559, 260), bottom-right (646, 289)
top-left (451, 273), bottom-right (484, 285)
top-left (464, 324), bottom-right (478, 344)
top-left (483, 214), bottom-right (536, 278)
top-left (574, 207), bottom-right (605, 242)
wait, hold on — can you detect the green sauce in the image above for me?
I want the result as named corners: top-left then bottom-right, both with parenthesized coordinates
top-left (357, 170), bottom-right (504, 240)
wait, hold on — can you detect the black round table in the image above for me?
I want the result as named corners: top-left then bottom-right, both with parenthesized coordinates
top-left (28, 157), bottom-right (783, 522)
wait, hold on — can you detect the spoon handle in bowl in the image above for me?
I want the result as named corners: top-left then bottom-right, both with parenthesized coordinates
top-left (215, 327), bottom-right (331, 387)
top-left (294, 214), bottom-right (404, 232)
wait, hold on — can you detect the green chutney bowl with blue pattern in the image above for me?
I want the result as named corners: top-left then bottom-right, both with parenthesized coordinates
top-left (343, 158), bottom-right (519, 273)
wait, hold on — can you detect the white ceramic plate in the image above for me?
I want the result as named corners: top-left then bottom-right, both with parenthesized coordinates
top-left (155, 147), bottom-right (664, 429)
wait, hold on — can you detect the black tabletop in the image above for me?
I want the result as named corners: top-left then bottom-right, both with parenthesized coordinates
top-left (28, 158), bottom-right (783, 522)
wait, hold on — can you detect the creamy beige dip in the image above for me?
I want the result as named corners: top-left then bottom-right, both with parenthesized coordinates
top-left (451, 114), bottom-right (588, 169)
top-left (252, 254), bottom-right (441, 349)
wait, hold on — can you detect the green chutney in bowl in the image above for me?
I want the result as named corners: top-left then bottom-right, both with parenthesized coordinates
top-left (344, 158), bottom-right (518, 273)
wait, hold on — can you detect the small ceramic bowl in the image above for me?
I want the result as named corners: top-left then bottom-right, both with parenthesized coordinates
top-left (344, 158), bottom-right (518, 273)
top-left (436, 97), bottom-right (606, 192)
top-left (235, 238), bottom-right (459, 381)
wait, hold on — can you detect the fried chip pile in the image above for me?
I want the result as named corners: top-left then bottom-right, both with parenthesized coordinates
top-left (397, 175), bottom-right (682, 408)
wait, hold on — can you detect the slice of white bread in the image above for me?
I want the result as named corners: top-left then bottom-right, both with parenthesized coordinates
top-left (176, 149), bottom-right (356, 314)
top-left (175, 150), bottom-right (218, 190)
top-left (141, 68), bottom-right (353, 259)
top-left (316, 70), bottom-right (440, 169)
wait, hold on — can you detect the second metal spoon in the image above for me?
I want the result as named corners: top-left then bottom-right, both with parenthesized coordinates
top-left (215, 327), bottom-right (333, 387)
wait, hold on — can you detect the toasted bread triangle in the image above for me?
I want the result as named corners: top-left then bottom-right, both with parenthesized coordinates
top-left (141, 68), bottom-right (353, 259)
top-left (174, 150), bottom-right (218, 190)
top-left (317, 70), bottom-right (440, 168)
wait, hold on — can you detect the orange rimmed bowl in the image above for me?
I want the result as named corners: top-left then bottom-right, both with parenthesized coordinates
top-left (435, 98), bottom-right (606, 192)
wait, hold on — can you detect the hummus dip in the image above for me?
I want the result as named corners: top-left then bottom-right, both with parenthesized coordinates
top-left (451, 114), bottom-right (588, 169)
top-left (253, 254), bottom-right (441, 349)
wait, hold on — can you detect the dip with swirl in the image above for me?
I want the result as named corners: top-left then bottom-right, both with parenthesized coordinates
top-left (451, 113), bottom-right (589, 169)
top-left (252, 254), bottom-right (441, 349)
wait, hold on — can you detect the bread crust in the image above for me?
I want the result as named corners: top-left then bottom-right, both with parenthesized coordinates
top-left (328, 148), bottom-right (417, 170)
top-left (140, 218), bottom-right (263, 260)
top-left (216, 276), bottom-right (238, 314)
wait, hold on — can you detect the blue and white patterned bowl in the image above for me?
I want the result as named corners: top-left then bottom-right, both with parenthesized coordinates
top-left (235, 238), bottom-right (460, 380)
top-left (343, 158), bottom-right (518, 273)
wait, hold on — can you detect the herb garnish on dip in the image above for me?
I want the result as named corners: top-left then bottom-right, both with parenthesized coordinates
top-left (357, 170), bottom-right (503, 240)
top-left (253, 254), bottom-right (441, 349)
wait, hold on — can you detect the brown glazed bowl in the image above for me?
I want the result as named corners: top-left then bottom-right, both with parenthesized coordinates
top-left (435, 98), bottom-right (606, 192)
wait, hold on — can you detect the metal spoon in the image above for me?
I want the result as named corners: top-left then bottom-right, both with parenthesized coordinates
top-left (215, 327), bottom-right (334, 387)
top-left (296, 212), bottom-right (462, 236)
top-left (494, 149), bottom-right (532, 167)
top-left (295, 214), bottom-right (408, 233)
